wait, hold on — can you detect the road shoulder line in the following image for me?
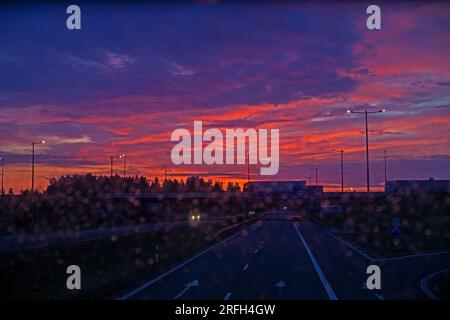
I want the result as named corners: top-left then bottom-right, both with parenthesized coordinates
top-left (379, 250), bottom-right (450, 262)
top-left (326, 231), bottom-right (450, 263)
top-left (420, 267), bottom-right (450, 300)
top-left (293, 223), bottom-right (338, 300)
top-left (325, 231), bottom-right (376, 262)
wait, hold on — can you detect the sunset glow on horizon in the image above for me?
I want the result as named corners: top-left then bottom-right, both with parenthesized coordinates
top-left (1, 2), bottom-right (450, 193)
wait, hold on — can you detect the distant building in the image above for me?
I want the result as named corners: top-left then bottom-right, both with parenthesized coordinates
top-left (302, 186), bottom-right (324, 198)
top-left (319, 203), bottom-right (344, 215)
top-left (246, 181), bottom-right (323, 198)
top-left (385, 178), bottom-right (450, 194)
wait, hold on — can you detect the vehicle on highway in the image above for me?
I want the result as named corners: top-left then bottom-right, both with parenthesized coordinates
top-left (189, 208), bottom-right (201, 221)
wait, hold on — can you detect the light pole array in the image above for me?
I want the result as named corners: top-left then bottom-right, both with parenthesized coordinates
top-left (332, 149), bottom-right (344, 192)
top-left (346, 108), bottom-right (386, 193)
top-left (31, 140), bottom-right (45, 192)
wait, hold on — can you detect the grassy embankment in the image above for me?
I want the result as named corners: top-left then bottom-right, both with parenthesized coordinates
top-left (0, 216), bottom-right (259, 299)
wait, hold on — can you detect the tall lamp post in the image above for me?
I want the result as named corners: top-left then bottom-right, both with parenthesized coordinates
top-left (332, 149), bottom-right (344, 192)
top-left (0, 157), bottom-right (4, 196)
top-left (346, 109), bottom-right (386, 193)
top-left (120, 154), bottom-right (127, 177)
top-left (110, 155), bottom-right (125, 177)
top-left (309, 168), bottom-right (318, 186)
top-left (31, 140), bottom-right (45, 192)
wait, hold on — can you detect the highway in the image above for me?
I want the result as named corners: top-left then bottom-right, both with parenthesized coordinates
top-left (119, 212), bottom-right (450, 300)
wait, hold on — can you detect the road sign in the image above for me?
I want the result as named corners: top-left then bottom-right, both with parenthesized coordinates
top-left (390, 217), bottom-right (401, 236)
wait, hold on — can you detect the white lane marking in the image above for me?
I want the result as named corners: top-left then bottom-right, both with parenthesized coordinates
top-left (275, 280), bottom-right (287, 298)
top-left (327, 232), bottom-right (450, 263)
top-left (243, 263), bottom-right (249, 271)
top-left (420, 267), bottom-right (450, 300)
top-left (223, 292), bottom-right (232, 300)
top-left (174, 280), bottom-right (199, 300)
top-left (254, 249), bottom-right (258, 254)
top-left (293, 223), bottom-right (338, 300)
top-left (326, 231), bottom-right (375, 262)
top-left (374, 293), bottom-right (385, 300)
top-left (379, 250), bottom-right (450, 262)
top-left (118, 224), bottom-right (255, 300)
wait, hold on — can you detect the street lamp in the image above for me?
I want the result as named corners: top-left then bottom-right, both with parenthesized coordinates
top-left (0, 157), bottom-right (4, 196)
top-left (119, 154), bottom-right (127, 177)
top-left (346, 108), bottom-right (386, 193)
top-left (110, 155), bottom-right (125, 177)
top-left (309, 168), bottom-right (318, 186)
top-left (332, 149), bottom-right (344, 192)
top-left (31, 140), bottom-right (45, 192)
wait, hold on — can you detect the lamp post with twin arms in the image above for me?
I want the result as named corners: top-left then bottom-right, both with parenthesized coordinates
top-left (346, 109), bottom-right (386, 193)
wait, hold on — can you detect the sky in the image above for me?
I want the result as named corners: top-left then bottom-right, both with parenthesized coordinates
top-left (1, 1), bottom-right (450, 192)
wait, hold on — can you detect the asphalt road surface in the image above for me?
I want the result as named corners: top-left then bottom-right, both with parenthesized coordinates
top-left (119, 211), bottom-right (450, 300)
